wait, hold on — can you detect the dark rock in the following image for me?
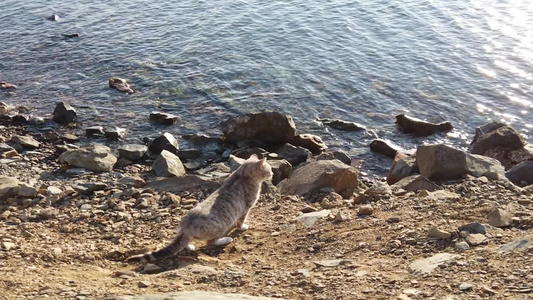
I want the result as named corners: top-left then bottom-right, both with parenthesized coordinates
top-left (218, 112), bottom-right (296, 143)
top-left (316, 151), bottom-right (352, 165)
top-left (505, 161), bottom-right (533, 186)
top-left (11, 114), bottom-right (30, 124)
top-left (52, 102), bottom-right (77, 124)
top-left (146, 175), bottom-right (221, 194)
top-left (47, 14), bottom-right (60, 21)
top-left (233, 147), bottom-right (268, 159)
top-left (369, 139), bottom-right (402, 158)
top-left (118, 144), bottom-right (148, 161)
top-left (289, 134), bottom-right (327, 155)
top-left (177, 149), bottom-right (202, 160)
top-left (392, 175), bottom-right (439, 192)
top-left (109, 77), bottom-right (134, 94)
top-left (42, 129), bottom-right (61, 142)
top-left (472, 125), bottom-right (526, 155)
top-left (149, 112), bottom-right (179, 125)
top-left (320, 118), bottom-right (366, 131)
top-left (148, 133), bottom-right (179, 154)
top-left (9, 135), bottom-right (40, 149)
top-left (28, 116), bottom-right (45, 125)
top-left (0, 82), bottom-right (17, 89)
top-left (182, 134), bottom-right (221, 145)
top-left (396, 114), bottom-right (453, 136)
top-left (277, 143), bottom-right (312, 167)
top-left (472, 121), bottom-right (505, 145)
top-left (278, 159), bottom-right (360, 198)
top-left (268, 159), bottom-right (292, 185)
top-left (86, 126), bottom-right (105, 136)
top-left (63, 33), bottom-right (80, 38)
top-left (152, 150), bottom-right (186, 177)
top-left (387, 153), bottom-right (418, 185)
top-left (458, 223), bottom-right (486, 235)
top-left (105, 127), bottom-right (126, 141)
top-left (62, 133), bottom-right (79, 142)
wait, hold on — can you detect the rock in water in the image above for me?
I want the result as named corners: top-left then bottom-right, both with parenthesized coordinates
top-left (320, 118), bottom-right (366, 131)
top-left (289, 134), bottom-right (327, 155)
top-left (47, 14), bottom-right (60, 21)
top-left (505, 161), bottom-right (533, 186)
top-left (59, 145), bottom-right (117, 172)
top-left (369, 139), bottom-right (402, 158)
top-left (0, 81), bottom-right (17, 89)
top-left (148, 132), bottom-right (179, 154)
top-left (149, 112), bottom-right (179, 125)
top-left (115, 291), bottom-right (283, 300)
top-left (0, 102), bottom-right (14, 114)
top-left (472, 125), bottom-right (525, 155)
top-left (152, 150), bottom-right (186, 177)
top-left (396, 114), bottom-right (453, 136)
top-left (109, 77), bottom-right (134, 94)
top-left (487, 208), bottom-right (512, 228)
top-left (105, 127), bottom-right (126, 141)
top-left (52, 102), bottom-right (77, 124)
top-left (278, 160), bottom-right (360, 198)
top-left (118, 144), bottom-right (148, 161)
top-left (86, 126), bottom-right (105, 136)
top-left (218, 112), bottom-right (296, 143)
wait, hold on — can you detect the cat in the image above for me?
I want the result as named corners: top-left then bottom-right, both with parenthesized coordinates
top-left (126, 154), bottom-right (273, 263)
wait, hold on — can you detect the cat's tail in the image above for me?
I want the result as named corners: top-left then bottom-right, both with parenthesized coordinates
top-left (125, 231), bottom-right (192, 263)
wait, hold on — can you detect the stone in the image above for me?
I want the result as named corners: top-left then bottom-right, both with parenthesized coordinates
top-left (47, 14), bottom-right (60, 21)
top-left (428, 227), bottom-right (451, 239)
top-left (153, 150), bottom-right (186, 177)
top-left (118, 144), bottom-right (148, 161)
top-left (487, 208), bottom-right (512, 228)
top-left (465, 234), bottom-right (489, 246)
top-left (0, 176), bottom-right (20, 197)
top-left (119, 176), bottom-right (146, 188)
top-left (62, 133), bottom-right (79, 142)
top-left (0, 81), bottom-right (17, 89)
top-left (396, 114), bottom-right (453, 136)
top-left (458, 223), bottom-right (486, 235)
top-left (37, 208), bottom-right (58, 219)
top-left (276, 143), bottom-right (311, 167)
top-left (364, 181), bottom-right (392, 197)
top-left (0, 102), bottom-right (13, 114)
top-left (278, 160), bottom-right (360, 198)
top-left (177, 149), bottom-right (202, 160)
top-left (472, 125), bottom-right (526, 155)
top-left (428, 190), bottom-right (461, 201)
top-left (320, 118), bottom-right (366, 131)
top-left (472, 121), bottom-right (505, 144)
top-left (109, 77), bottom-right (134, 94)
top-left (138, 281), bottom-right (151, 288)
top-left (296, 210), bottom-right (331, 228)
top-left (115, 291), bottom-right (282, 300)
top-left (358, 204), bottom-right (373, 216)
top-left (505, 161), bottom-right (533, 186)
top-left (59, 145), bottom-right (117, 172)
top-left (9, 135), bottom-right (40, 149)
top-left (52, 102), bottom-right (77, 124)
top-left (86, 126), bottom-right (105, 136)
top-left (142, 263), bottom-right (164, 274)
top-left (63, 33), bottom-right (80, 38)
top-left (1, 149), bottom-right (18, 158)
top-left (459, 283), bottom-right (473, 291)
top-left (0, 143), bottom-right (15, 153)
top-left (267, 159), bottom-right (292, 185)
top-left (387, 154), bottom-right (418, 185)
top-left (1, 242), bottom-right (16, 250)
top-left (392, 175), bottom-right (439, 192)
top-left (369, 139), bottom-right (402, 158)
top-left (218, 112), bottom-right (296, 143)
top-left (416, 144), bottom-right (504, 180)
top-left (408, 253), bottom-right (461, 275)
top-left (18, 184), bottom-right (38, 198)
top-left (105, 127), bottom-right (126, 141)
top-left (149, 133), bottom-right (179, 154)
top-left (313, 259), bottom-right (350, 268)
top-left (228, 155), bottom-right (246, 171)
top-left (497, 240), bottom-right (532, 252)
top-left (73, 182), bottom-right (107, 195)
top-left (149, 112), bottom-right (179, 125)
top-left (146, 176), bottom-right (221, 194)
top-left (455, 241), bottom-right (470, 250)
top-left (289, 134), bottom-right (327, 154)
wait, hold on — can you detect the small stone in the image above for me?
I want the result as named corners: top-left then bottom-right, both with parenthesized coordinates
top-left (46, 186), bottom-right (62, 196)
top-left (427, 227), bottom-right (451, 239)
top-left (138, 281), bottom-right (151, 288)
top-left (313, 259), bottom-right (349, 268)
top-left (18, 184), bottom-right (38, 198)
top-left (53, 102), bottom-right (77, 124)
top-left (109, 77), bottom-right (134, 94)
top-left (465, 233), bottom-right (489, 246)
top-left (153, 150), bottom-right (186, 177)
top-left (301, 206), bottom-right (317, 213)
top-left (358, 204), bottom-right (373, 216)
top-left (1, 242), bottom-right (16, 250)
top-left (142, 263), bottom-right (163, 274)
top-left (387, 217), bottom-right (401, 223)
top-left (10, 135), bottom-right (40, 149)
top-left (296, 209), bottom-right (331, 228)
top-left (149, 112), bottom-right (179, 125)
top-left (458, 223), bottom-right (486, 235)
top-left (334, 211), bottom-right (345, 222)
top-left (86, 126), bottom-right (105, 136)
top-left (459, 283), bottom-right (473, 291)
top-left (149, 132), bottom-right (179, 154)
top-left (104, 127), bottom-right (126, 141)
top-left (488, 208), bottom-right (512, 228)
top-left (455, 241), bottom-right (470, 250)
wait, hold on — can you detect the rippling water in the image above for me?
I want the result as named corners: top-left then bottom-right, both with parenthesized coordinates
top-left (1, 0), bottom-right (532, 174)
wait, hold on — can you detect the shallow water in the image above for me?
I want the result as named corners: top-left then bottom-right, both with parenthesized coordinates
top-left (1, 0), bottom-right (532, 174)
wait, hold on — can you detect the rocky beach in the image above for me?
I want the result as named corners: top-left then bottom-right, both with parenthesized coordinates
top-left (0, 93), bottom-right (532, 299)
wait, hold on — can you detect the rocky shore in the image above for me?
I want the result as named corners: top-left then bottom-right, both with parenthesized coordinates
top-left (0, 97), bottom-right (532, 300)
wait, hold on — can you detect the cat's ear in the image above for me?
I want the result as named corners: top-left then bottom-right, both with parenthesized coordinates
top-left (256, 157), bottom-right (267, 168)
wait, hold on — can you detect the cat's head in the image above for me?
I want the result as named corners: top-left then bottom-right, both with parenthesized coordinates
top-left (240, 154), bottom-right (273, 182)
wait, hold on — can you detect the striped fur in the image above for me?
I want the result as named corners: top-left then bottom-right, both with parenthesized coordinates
top-left (126, 155), bottom-right (273, 263)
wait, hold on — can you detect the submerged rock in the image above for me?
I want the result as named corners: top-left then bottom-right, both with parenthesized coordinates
top-left (105, 127), bottom-right (126, 141)
top-left (59, 145), bottom-right (117, 172)
top-left (109, 77), bottom-right (134, 94)
top-left (47, 14), bottom-right (60, 21)
top-left (278, 160), bottom-right (360, 198)
top-left (0, 81), bottom-right (17, 89)
top-left (218, 112), bottom-right (296, 143)
top-left (317, 151), bottom-right (352, 165)
top-left (0, 102), bottom-right (14, 114)
top-left (369, 139), bottom-right (402, 158)
top-left (289, 134), bottom-right (327, 155)
top-left (62, 33), bottom-right (80, 38)
top-left (320, 118), bottom-right (366, 131)
top-left (396, 114), bottom-right (453, 136)
top-left (86, 126), bottom-right (105, 136)
top-left (149, 111), bottom-right (179, 125)
top-left (152, 150), bottom-right (186, 177)
top-left (53, 102), bottom-right (77, 124)
top-left (148, 132), bottom-right (179, 154)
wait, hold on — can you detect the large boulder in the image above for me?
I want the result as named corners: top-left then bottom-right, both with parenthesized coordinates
top-left (52, 102), bottom-right (77, 124)
top-left (0, 176), bottom-right (20, 197)
top-left (278, 160), bottom-right (360, 198)
top-left (148, 132), bottom-right (179, 154)
top-left (289, 134), bottom-right (327, 155)
top-left (505, 161), bottom-right (533, 186)
top-left (472, 125), bottom-right (526, 155)
top-left (115, 291), bottom-right (282, 300)
top-left (152, 150), bottom-right (186, 177)
top-left (218, 112), bottom-right (296, 143)
top-left (387, 153), bottom-right (418, 185)
top-left (416, 144), bottom-right (504, 180)
top-left (59, 145), bottom-right (117, 172)
top-left (396, 114), bottom-right (453, 136)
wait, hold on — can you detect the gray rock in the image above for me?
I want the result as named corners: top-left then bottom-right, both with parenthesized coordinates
top-left (146, 176), bottom-right (221, 194)
top-left (152, 150), bottom-right (186, 177)
top-left (118, 144), bottom-right (148, 161)
top-left (313, 259), bottom-right (351, 268)
top-left (148, 132), bottom-right (179, 154)
top-left (0, 143), bottom-right (15, 154)
top-left (296, 209), bottom-right (331, 228)
top-left (392, 175), bottom-right (439, 192)
top-left (105, 127), bottom-right (126, 141)
top-left (364, 181), bottom-right (392, 197)
top-left (396, 114), bottom-right (453, 136)
top-left (506, 161), bottom-right (533, 186)
top-left (47, 14), bottom-right (60, 21)
top-left (109, 77), bottom-right (134, 94)
top-left (288, 134), bottom-right (327, 155)
top-left (114, 291), bottom-right (283, 300)
top-left (428, 227), bottom-right (451, 239)
top-left (149, 112), bottom-right (179, 125)
top-left (472, 125), bottom-right (525, 155)
top-left (316, 151), bottom-right (352, 165)
top-left (52, 102), bottom-right (77, 124)
top-left (459, 283), bottom-right (473, 291)
top-left (9, 136), bottom-right (40, 149)
top-left (387, 156), bottom-right (418, 184)
top-left (218, 112), bottom-right (296, 143)
top-left (228, 155), bottom-right (246, 171)
top-left (268, 159), bottom-right (292, 185)
top-left (73, 182), bottom-right (107, 195)
top-left (278, 160), bottom-right (360, 198)
top-left (0, 176), bottom-right (20, 197)
top-left (369, 139), bottom-right (402, 158)
top-left (59, 145), bottom-right (117, 172)
top-left (497, 240), bottom-right (532, 252)
top-left (142, 263), bottom-right (164, 274)
top-left (472, 121), bottom-right (505, 144)
top-left (455, 241), bottom-right (470, 250)
top-left (86, 126), bottom-right (105, 136)
top-left (487, 208), bottom-right (512, 228)
top-left (18, 184), bottom-right (38, 198)
top-left (408, 253), bottom-right (461, 275)
top-left (276, 143), bottom-right (312, 167)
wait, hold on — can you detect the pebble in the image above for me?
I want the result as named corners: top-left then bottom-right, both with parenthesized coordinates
top-left (454, 241), bottom-right (470, 251)
top-left (358, 204), bottom-right (374, 216)
top-left (427, 226), bottom-right (451, 239)
top-left (138, 281), bottom-right (151, 288)
top-left (143, 263), bottom-right (163, 274)
top-left (459, 283), bottom-right (473, 291)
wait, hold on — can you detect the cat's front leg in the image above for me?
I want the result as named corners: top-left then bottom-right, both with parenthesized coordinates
top-left (236, 213), bottom-right (250, 231)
